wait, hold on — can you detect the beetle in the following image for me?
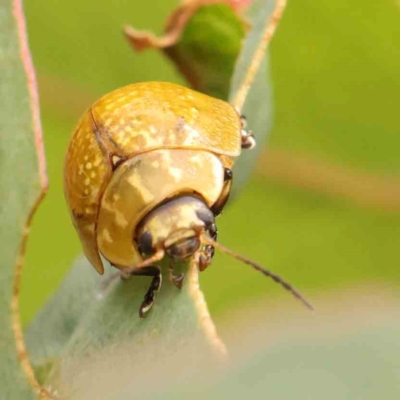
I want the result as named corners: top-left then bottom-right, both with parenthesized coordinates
top-left (64, 81), bottom-right (311, 317)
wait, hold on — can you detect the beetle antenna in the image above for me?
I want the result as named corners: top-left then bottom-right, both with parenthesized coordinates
top-left (201, 235), bottom-right (313, 310)
top-left (232, 0), bottom-right (287, 112)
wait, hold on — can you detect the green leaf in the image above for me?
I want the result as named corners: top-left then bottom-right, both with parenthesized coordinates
top-left (163, 3), bottom-right (246, 100)
top-left (28, 258), bottom-right (226, 395)
top-left (0, 0), bottom-right (47, 398)
top-left (32, 287), bottom-right (400, 398)
top-left (25, 258), bottom-right (100, 368)
top-left (229, 0), bottom-right (279, 193)
top-left (130, 293), bottom-right (400, 399)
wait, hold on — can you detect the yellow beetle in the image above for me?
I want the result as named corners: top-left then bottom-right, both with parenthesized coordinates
top-left (64, 82), bottom-right (310, 317)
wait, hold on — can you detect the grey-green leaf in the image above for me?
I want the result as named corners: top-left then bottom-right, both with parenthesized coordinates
top-left (0, 0), bottom-right (47, 398)
top-left (25, 258), bottom-right (100, 367)
top-left (32, 258), bottom-right (226, 396)
top-left (229, 0), bottom-right (275, 193)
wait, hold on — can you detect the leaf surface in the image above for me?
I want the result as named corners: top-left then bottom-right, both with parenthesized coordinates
top-left (0, 0), bottom-right (47, 398)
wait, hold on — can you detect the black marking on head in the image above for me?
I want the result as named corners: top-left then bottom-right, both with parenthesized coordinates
top-left (138, 231), bottom-right (154, 256)
top-left (195, 208), bottom-right (214, 229)
top-left (208, 223), bottom-right (218, 239)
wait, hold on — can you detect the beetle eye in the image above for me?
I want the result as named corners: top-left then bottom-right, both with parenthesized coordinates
top-left (137, 231), bottom-right (155, 256)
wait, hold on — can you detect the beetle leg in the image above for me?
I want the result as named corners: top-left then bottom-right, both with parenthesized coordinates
top-left (240, 115), bottom-right (256, 150)
top-left (209, 222), bottom-right (218, 241)
top-left (198, 223), bottom-right (218, 271)
top-left (168, 262), bottom-right (185, 289)
top-left (241, 129), bottom-right (256, 149)
top-left (128, 266), bottom-right (162, 318)
top-left (140, 272), bottom-right (162, 318)
top-left (198, 246), bottom-right (214, 271)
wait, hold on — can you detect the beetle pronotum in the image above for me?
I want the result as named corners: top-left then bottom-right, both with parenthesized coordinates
top-left (64, 0), bottom-right (312, 317)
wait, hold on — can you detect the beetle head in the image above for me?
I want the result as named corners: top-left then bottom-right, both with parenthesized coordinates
top-left (136, 195), bottom-right (214, 260)
top-left (135, 198), bottom-right (314, 313)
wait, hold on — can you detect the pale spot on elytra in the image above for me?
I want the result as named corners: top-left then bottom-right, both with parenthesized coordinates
top-left (115, 210), bottom-right (129, 228)
top-left (169, 167), bottom-right (183, 181)
top-left (127, 173), bottom-right (154, 204)
top-left (101, 229), bottom-right (113, 243)
top-left (190, 155), bottom-right (203, 166)
top-left (182, 125), bottom-right (200, 145)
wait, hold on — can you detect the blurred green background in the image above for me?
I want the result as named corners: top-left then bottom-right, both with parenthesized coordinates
top-left (22, 0), bottom-right (400, 355)
top-left (20, 0), bottom-right (400, 397)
